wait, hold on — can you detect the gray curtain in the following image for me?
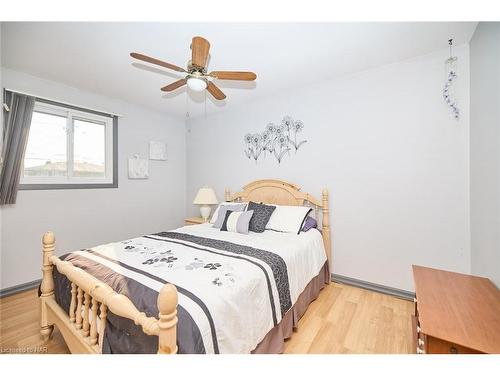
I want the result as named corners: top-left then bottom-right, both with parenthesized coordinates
top-left (0, 91), bottom-right (35, 205)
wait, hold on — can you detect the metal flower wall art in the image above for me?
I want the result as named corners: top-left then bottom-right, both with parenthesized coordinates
top-left (244, 115), bottom-right (307, 164)
top-left (443, 39), bottom-right (460, 120)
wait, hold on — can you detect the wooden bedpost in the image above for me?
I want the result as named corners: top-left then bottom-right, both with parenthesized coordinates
top-left (157, 284), bottom-right (178, 354)
top-left (322, 189), bottom-right (332, 271)
top-left (40, 231), bottom-right (55, 341)
top-left (224, 187), bottom-right (231, 202)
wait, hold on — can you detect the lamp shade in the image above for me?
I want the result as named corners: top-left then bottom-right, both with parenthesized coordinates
top-left (193, 187), bottom-right (218, 205)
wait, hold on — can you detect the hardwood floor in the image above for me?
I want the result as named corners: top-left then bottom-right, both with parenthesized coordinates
top-left (0, 283), bottom-right (414, 354)
top-left (284, 283), bottom-right (414, 353)
top-left (0, 288), bottom-right (69, 354)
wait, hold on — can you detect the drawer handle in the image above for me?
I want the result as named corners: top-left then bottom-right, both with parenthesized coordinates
top-left (416, 347), bottom-right (425, 354)
top-left (418, 338), bottom-right (425, 346)
top-left (450, 346), bottom-right (458, 354)
top-left (413, 297), bottom-right (417, 303)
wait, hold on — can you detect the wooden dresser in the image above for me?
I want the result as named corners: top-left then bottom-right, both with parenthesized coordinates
top-left (412, 265), bottom-right (500, 354)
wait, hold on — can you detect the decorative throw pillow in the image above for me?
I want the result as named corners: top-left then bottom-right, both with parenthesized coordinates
top-left (210, 202), bottom-right (247, 224)
top-left (212, 203), bottom-right (247, 228)
top-left (247, 201), bottom-right (276, 233)
top-left (301, 216), bottom-right (318, 232)
top-left (220, 210), bottom-right (254, 234)
top-left (265, 204), bottom-right (312, 234)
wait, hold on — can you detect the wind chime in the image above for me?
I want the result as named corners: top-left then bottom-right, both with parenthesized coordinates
top-left (443, 39), bottom-right (460, 120)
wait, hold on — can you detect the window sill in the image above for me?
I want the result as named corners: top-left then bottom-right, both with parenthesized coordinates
top-left (19, 182), bottom-right (118, 190)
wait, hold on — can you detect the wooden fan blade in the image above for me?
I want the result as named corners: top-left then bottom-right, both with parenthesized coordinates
top-left (209, 71), bottom-right (257, 81)
top-left (130, 52), bottom-right (186, 73)
top-left (191, 36), bottom-right (210, 68)
top-left (206, 82), bottom-right (226, 100)
top-left (161, 79), bottom-right (187, 92)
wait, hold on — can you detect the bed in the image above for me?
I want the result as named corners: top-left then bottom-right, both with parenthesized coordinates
top-left (39, 179), bottom-right (332, 354)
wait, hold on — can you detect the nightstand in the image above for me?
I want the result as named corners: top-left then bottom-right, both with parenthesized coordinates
top-left (184, 217), bottom-right (208, 226)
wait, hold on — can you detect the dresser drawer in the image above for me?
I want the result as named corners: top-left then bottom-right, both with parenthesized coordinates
top-left (413, 308), bottom-right (480, 354)
top-left (427, 336), bottom-right (482, 354)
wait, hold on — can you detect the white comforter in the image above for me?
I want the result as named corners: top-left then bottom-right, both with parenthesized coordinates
top-left (74, 224), bottom-right (326, 353)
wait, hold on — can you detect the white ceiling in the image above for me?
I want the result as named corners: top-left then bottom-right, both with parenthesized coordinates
top-left (1, 22), bottom-right (477, 119)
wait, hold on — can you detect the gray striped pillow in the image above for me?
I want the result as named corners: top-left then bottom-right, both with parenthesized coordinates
top-left (220, 210), bottom-right (254, 234)
top-left (212, 203), bottom-right (247, 228)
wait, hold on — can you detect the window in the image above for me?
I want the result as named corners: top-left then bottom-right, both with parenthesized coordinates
top-left (21, 100), bottom-right (117, 189)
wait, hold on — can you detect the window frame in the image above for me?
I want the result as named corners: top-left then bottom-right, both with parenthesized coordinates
top-left (20, 98), bottom-right (118, 190)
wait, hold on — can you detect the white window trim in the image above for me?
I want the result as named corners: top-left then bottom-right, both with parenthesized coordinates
top-left (20, 101), bottom-right (116, 189)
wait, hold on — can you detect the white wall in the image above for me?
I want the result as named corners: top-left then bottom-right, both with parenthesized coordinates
top-left (0, 68), bottom-right (186, 289)
top-left (470, 23), bottom-right (500, 287)
top-left (186, 45), bottom-right (471, 292)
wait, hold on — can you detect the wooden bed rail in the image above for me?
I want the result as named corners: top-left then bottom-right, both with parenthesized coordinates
top-left (39, 231), bottom-right (178, 354)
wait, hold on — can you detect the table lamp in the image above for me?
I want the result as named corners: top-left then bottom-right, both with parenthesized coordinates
top-left (193, 187), bottom-right (218, 221)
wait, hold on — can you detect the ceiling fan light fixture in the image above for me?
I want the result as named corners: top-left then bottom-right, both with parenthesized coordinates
top-left (187, 77), bottom-right (207, 92)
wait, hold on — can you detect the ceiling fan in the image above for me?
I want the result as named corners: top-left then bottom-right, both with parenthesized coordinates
top-left (130, 36), bottom-right (257, 100)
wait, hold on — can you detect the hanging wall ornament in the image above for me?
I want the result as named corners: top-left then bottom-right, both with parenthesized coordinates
top-left (244, 115), bottom-right (307, 164)
top-left (443, 39), bottom-right (460, 120)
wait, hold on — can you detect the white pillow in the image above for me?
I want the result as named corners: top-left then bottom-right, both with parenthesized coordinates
top-left (265, 205), bottom-right (312, 234)
top-left (210, 202), bottom-right (248, 224)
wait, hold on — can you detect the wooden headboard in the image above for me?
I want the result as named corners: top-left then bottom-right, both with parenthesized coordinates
top-left (224, 179), bottom-right (331, 268)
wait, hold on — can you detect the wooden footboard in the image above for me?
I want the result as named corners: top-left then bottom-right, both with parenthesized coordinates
top-left (39, 231), bottom-right (178, 354)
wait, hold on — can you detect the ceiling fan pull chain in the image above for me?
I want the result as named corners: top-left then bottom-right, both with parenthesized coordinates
top-left (204, 90), bottom-right (207, 120)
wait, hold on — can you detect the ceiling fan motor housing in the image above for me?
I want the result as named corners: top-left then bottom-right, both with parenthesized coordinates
top-left (187, 60), bottom-right (207, 75)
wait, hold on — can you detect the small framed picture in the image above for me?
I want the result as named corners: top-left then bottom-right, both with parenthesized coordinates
top-left (128, 155), bottom-right (149, 179)
top-left (149, 141), bottom-right (167, 161)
